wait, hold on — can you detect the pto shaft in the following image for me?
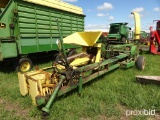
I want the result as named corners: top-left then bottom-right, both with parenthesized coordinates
top-left (42, 75), bottom-right (66, 115)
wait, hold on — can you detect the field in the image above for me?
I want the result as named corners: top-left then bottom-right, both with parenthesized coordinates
top-left (0, 53), bottom-right (160, 120)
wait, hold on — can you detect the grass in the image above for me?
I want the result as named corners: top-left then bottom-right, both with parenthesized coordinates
top-left (0, 53), bottom-right (160, 120)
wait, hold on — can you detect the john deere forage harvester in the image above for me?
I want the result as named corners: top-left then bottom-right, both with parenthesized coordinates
top-left (17, 12), bottom-right (145, 115)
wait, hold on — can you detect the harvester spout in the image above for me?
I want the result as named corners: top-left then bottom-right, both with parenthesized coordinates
top-left (131, 12), bottom-right (141, 40)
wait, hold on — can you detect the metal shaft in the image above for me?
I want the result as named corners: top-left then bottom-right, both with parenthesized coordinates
top-left (56, 19), bottom-right (69, 69)
top-left (42, 75), bottom-right (65, 115)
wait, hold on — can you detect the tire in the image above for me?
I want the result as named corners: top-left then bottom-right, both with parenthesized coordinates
top-left (15, 58), bottom-right (33, 72)
top-left (67, 50), bottom-right (77, 57)
top-left (136, 55), bottom-right (145, 70)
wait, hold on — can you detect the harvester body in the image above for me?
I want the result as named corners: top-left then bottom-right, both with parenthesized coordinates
top-left (107, 22), bottom-right (131, 42)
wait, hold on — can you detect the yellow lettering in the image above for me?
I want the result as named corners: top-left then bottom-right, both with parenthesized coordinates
top-left (0, 23), bottom-right (6, 28)
top-left (1, 23), bottom-right (4, 27)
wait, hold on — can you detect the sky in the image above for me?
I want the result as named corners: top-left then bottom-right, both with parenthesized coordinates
top-left (62, 0), bottom-right (160, 32)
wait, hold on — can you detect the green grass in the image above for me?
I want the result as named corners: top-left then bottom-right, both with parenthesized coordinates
top-left (0, 53), bottom-right (160, 120)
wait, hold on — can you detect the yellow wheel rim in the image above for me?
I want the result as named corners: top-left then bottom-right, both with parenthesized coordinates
top-left (20, 62), bottom-right (30, 72)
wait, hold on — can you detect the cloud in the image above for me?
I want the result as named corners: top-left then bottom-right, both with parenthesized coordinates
top-left (132, 7), bottom-right (144, 13)
top-left (97, 2), bottom-right (113, 11)
top-left (97, 13), bottom-right (109, 17)
top-left (62, 0), bottom-right (77, 2)
top-left (154, 7), bottom-right (160, 12)
top-left (87, 9), bottom-right (92, 12)
top-left (97, 13), bottom-right (105, 17)
top-left (108, 16), bottom-right (114, 21)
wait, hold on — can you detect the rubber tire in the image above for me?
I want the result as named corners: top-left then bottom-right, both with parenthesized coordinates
top-left (15, 58), bottom-right (33, 73)
top-left (136, 55), bottom-right (145, 70)
top-left (67, 50), bottom-right (77, 57)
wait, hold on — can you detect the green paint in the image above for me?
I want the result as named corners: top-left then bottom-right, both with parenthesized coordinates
top-left (56, 53), bottom-right (129, 96)
top-left (21, 46), bottom-right (38, 54)
top-left (36, 97), bottom-right (46, 107)
top-left (39, 45), bottom-right (52, 52)
top-left (0, 0), bottom-right (85, 60)
top-left (120, 61), bottom-right (135, 68)
top-left (107, 23), bottom-right (131, 41)
top-left (130, 45), bottom-right (137, 56)
top-left (1, 43), bottom-right (17, 60)
top-left (42, 75), bottom-right (65, 114)
top-left (56, 64), bottom-right (121, 97)
top-left (78, 75), bottom-right (83, 95)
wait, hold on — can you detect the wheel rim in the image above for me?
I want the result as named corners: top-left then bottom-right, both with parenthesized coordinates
top-left (20, 62), bottom-right (30, 72)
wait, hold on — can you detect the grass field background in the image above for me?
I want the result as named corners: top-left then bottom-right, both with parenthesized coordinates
top-left (0, 53), bottom-right (160, 120)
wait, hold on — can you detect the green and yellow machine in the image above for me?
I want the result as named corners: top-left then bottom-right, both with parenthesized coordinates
top-left (17, 12), bottom-right (145, 116)
top-left (107, 12), bottom-right (141, 43)
top-left (107, 22), bottom-right (131, 42)
top-left (0, 0), bottom-right (85, 72)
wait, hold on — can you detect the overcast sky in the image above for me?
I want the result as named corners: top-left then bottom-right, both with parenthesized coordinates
top-left (62, 0), bottom-right (160, 32)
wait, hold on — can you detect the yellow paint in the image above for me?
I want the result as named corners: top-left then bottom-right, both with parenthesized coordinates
top-left (23, 0), bottom-right (84, 15)
top-left (94, 43), bottom-right (102, 63)
top-left (0, 0), bottom-right (83, 14)
top-left (131, 12), bottom-right (141, 40)
top-left (28, 79), bottom-right (39, 105)
top-left (63, 31), bottom-right (102, 46)
top-left (18, 68), bottom-right (66, 105)
top-left (82, 46), bottom-right (87, 52)
top-left (18, 70), bottom-right (44, 97)
top-left (70, 57), bottom-right (90, 67)
top-left (18, 70), bottom-right (54, 105)
top-left (37, 80), bottom-right (43, 96)
top-left (28, 73), bottom-right (46, 105)
top-left (18, 72), bottom-right (28, 96)
top-left (56, 64), bottom-right (66, 70)
top-left (30, 73), bottom-right (46, 80)
top-left (0, 23), bottom-right (5, 27)
top-left (20, 61), bottom-right (31, 72)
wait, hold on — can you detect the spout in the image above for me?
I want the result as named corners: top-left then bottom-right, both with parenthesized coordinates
top-left (131, 12), bottom-right (141, 40)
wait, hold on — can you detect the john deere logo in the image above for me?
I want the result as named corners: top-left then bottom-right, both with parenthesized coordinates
top-left (0, 23), bottom-right (6, 28)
